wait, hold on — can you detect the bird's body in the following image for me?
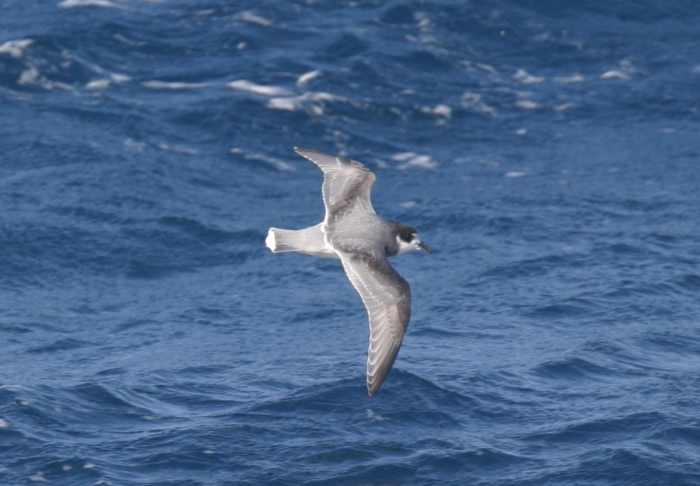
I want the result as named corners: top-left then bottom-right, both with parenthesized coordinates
top-left (266, 147), bottom-right (430, 395)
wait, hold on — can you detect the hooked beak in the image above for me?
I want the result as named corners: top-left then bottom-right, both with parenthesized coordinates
top-left (417, 241), bottom-right (431, 254)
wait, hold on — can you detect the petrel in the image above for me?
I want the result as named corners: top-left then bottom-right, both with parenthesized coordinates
top-left (265, 147), bottom-right (430, 395)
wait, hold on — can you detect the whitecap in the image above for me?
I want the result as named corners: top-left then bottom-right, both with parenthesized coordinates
top-left (553, 102), bottom-right (575, 112)
top-left (114, 33), bottom-right (145, 46)
top-left (0, 39), bottom-right (33, 58)
top-left (142, 81), bottom-right (210, 90)
top-left (391, 152), bottom-right (438, 169)
top-left (460, 92), bottom-right (497, 116)
top-left (514, 68), bottom-right (545, 84)
top-left (86, 79), bottom-right (111, 90)
top-left (476, 63), bottom-right (499, 75)
top-left (516, 99), bottom-right (539, 110)
top-left (157, 143), bottom-right (199, 155)
top-left (59, 0), bottom-right (124, 8)
top-left (236, 11), bottom-right (272, 27)
top-left (553, 74), bottom-right (584, 83)
top-left (297, 70), bottom-right (321, 87)
top-left (601, 60), bottom-right (636, 80)
top-left (266, 92), bottom-right (340, 114)
top-left (87, 74), bottom-right (128, 90)
top-left (19, 67), bottom-right (41, 86)
top-left (111, 73), bottom-right (130, 83)
top-left (600, 70), bottom-right (630, 80)
top-left (420, 104), bottom-right (452, 118)
top-left (228, 80), bottom-right (290, 96)
top-left (504, 171), bottom-right (527, 178)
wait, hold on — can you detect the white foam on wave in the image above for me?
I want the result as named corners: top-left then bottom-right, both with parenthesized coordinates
top-left (111, 74), bottom-right (130, 83)
top-left (158, 143), bottom-right (199, 155)
top-left (0, 418), bottom-right (8, 429)
top-left (601, 60), bottom-right (636, 80)
top-left (461, 92), bottom-right (497, 117)
top-left (419, 104), bottom-right (451, 118)
top-left (392, 152), bottom-right (438, 170)
top-left (57, 50), bottom-right (132, 91)
top-left (504, 171), bottom-right (527, 178)
top-left (553, 74), bottom-right (584, 84)
top-left (514, 68), bottom-right (545, 84)
top-left (228, 80), bottom-right (290, 96)
top-left (0, 39), bottom-right (33, 58)
top-left (142, 81), bottom-right (211, 90)
top-left (114, 33), bottom-right (145, 46)
top-left (267, 92), bottom-right (340, 115)
top-left (516, 99), bottom-right (539, 110)
top-left (476, 63), bottom-right (498, 75)
top-left (88, 72), bottom-right (131, 89)
top-left (297, 70), bottom-right (321, 87)
top-left (236, 11), bottom-right (272, 27)
top-left (15, 66), bottom-right (71, 91)
top-left (86, 79), bottom-right (111, 90)
top-left (18, 67), bottom-right (39, 85)
top-left (600, 70), bottom-right (629, 80)
top-left (59, 0), bottom-right (124, 8)
top-left (553, 102), bottom-right (575, 112)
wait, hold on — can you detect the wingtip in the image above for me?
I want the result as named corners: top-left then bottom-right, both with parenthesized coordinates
top-left (265, 228), bottom-right (277, 252)
top-left (366, 379), bottom-right (380, 396)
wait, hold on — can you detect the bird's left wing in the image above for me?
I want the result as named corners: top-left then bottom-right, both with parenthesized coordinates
top-left (293, 147), bottom-right (376, 222)
top-left (337, 249), bottom-right (411, 396)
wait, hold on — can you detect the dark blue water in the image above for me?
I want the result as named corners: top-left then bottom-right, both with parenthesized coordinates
top-left (2, 1), bottom-right (700, 484)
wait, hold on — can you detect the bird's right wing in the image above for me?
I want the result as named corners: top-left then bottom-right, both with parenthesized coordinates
top-left (337, 249), bottom-right (411, 396)
top-left (293, 147), bottom-right (376, 221)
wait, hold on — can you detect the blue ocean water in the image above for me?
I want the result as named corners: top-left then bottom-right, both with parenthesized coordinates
top-left (2, 0), bottom-right (700, 484)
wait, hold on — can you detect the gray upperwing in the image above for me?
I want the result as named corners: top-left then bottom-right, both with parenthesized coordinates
top-left (337, 248), bottom-right (411, 396)
top-left (293, 147), bottom-right (376, 222)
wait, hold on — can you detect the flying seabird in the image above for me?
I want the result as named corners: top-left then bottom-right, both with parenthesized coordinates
top-left (265, 147), bottom-right (430, 396)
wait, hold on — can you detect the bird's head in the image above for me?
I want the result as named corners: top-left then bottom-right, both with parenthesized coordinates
top-left (396, 225), bottom-right (431, 255)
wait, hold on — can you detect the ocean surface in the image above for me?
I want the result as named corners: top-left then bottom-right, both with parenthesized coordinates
top-left (2, 1), bottom-right (700, 484)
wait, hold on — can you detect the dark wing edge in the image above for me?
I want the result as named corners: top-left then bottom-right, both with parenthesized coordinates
top-left (338, 250), bottom-right (411, 396)
top-left (293, 147), bottom-right (376, 217)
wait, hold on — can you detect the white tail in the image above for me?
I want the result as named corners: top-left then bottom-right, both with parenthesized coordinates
top-left (265, 223), bottom-right (339, 259)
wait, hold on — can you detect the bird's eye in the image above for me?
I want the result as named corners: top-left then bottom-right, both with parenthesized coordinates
top-left (400, 232), bottom-right (414, 242)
